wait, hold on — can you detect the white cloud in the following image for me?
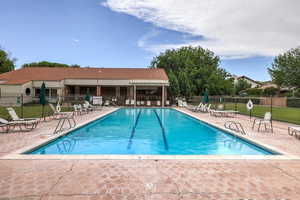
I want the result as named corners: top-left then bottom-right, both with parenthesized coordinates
top-left (103, 0), bottom-right (300, 59)
top-left (72, 38), bottom-right (80, 43)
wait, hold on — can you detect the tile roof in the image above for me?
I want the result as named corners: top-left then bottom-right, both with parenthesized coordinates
top-left (0, 67), bottom-right (169, 85)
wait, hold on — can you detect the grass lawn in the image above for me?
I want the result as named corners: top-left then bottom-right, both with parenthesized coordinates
top-left (0, 104), bottom-right (72, 120)
top-left (224, 103), bottom-right (300, 125)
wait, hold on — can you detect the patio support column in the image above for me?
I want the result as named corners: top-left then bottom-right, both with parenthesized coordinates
top-left (133, 85), bottom-right (136, 107)
top-left (96, 86), bottom-right (101, 96)
top-left (162, 86), bottom-right (165, 107)
top-left (116, 86), bottom-right (120, 98)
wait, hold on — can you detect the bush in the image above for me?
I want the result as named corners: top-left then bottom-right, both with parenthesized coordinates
top-left (245, 88), bottom-right (263, 96)
top-left (294, 89), bottom-right (300, 97)
top-left (263, 87), bottom-right (278, 96)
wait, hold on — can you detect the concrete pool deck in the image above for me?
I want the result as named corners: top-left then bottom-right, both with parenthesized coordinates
top-left (1, 107), bottom-right (300, 199)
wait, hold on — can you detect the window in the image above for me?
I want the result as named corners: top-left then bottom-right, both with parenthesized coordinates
top-left (25, 88), bottom-right (31, 96)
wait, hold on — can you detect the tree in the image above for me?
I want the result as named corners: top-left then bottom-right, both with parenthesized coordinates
top-left (150, 46), bottom-right (234, 97)
top-left (235, 79), bottom-right (251, 95)
top-left (22, 61), bottom-right (80, 68)
top-left (167, 70), bottom-right (180, 97)
top-left (268, 47), bottom-right (300, 88)
top-left (0, 48), bottom-right (15, 74)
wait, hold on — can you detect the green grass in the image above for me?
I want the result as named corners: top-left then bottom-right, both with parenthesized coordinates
top-left (0, 104), bottom-right (72, 120)
top-left (223, 103), bottom-right (300, 125)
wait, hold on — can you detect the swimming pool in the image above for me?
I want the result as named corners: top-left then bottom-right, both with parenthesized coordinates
top-left (28, 108), bottom-right (276, 155)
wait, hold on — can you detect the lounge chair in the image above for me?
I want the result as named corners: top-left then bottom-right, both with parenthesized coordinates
top-left (252, 112), bottom-right (273, 132)
top-left (140, 101), bottom-right (145, 106)
top-left (146, 100), bottom-right (151, 106)
top-left (77, 104), bottom-right (88, 114)
top-left (125, 99), bottom-right (130, 106)
top-left (6, 107), bottom-right (39, 122)
top-left (84, 101), bottom-right (102, 111)
top-left (137, 101), bottom-right (141, 106)
top-left (210, 110), bottom-right (238, 118)
top-left (0, 117), bottom-right (38, 132)
top-left (187, 102), bottom-right (202, 112)
top-left (182, 101), bottom-right (188, 107)
top-left (49, 103), bottom-right (74, 119)
top-left (288, 126), bottom-right (300, 137)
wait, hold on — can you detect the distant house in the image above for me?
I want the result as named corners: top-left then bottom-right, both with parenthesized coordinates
top-left (232, 75), bottom-right (262, 88)
top-left (0, 67), bottom-right (169, 106)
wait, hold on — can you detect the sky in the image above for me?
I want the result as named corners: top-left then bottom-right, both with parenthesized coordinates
top-left (0, 0), bottom-right (299, 81)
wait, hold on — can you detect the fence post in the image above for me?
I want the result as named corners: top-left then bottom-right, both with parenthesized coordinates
top-left (235, 96), bottom-right (237, 111)
top-left (270, 95), bottom-right (273, 123)
top-left (21, 94), bottom-right (24, 118)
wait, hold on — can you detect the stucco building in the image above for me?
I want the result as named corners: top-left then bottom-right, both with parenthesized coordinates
top-left (0, 67), bottom-right (169, 106)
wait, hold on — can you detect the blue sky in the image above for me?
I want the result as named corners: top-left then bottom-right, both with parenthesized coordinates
top-left (1, 0), bottom-right (298, 81)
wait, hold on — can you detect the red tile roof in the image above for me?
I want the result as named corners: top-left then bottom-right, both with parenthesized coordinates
top-left (0, 67), bottom-right (169, 85)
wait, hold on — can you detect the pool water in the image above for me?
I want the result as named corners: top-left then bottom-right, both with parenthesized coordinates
top-left (28, 108), bottom-right (275, 155)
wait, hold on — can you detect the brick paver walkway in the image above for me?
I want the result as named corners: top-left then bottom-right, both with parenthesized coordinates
top-left (1, 107), bottom-right (300, 199)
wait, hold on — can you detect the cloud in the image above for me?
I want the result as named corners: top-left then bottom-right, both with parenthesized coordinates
top-left (102, 0), bottom-right (300, 59)
top-left (72, 38), bottom-right (80, 43)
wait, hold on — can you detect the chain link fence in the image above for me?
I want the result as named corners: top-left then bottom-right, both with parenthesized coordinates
top-left (190, 96), bottom-right (300, 125)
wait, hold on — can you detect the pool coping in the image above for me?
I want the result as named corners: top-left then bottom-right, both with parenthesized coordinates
top-left (1, 107), bottom-right (299, 160)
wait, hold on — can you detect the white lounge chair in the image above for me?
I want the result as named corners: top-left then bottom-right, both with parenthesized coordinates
top-left (125, 99), bottom-right (130, 106)
top-left (288, 126), bottom-right (300, 137)
top-left (137, 101), bottom-right (141, 106)
top-left (83, 103), bottom-right (93, 112)
top-left (146, 100), bottom-right (151, 106)
top-left (0, 116), bottom-right (38, 131)
top-left (49, 103), bottom-right (74, 119)
top-left (84, 100), bottom-right (102, 111)
top-left (182, 101), bottom-right (188, 107)
top-left (252, 112), bottom-right (273, 132)
top-left (140, 101), bottom-right (145, 106)
top-left (6, 107), bottom-right (39, 122)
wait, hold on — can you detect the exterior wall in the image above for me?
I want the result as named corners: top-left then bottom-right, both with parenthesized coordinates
top-left (64, 79), bottom-right (131, 86)
top-left (32, 80), bottom-right (63, 88)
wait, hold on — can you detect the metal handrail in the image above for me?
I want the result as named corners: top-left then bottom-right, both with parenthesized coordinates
top-left (224, 121), bottom-right (246, 135)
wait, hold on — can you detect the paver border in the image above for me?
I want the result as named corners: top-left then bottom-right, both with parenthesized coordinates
top-left (2, 107), bottom-right (300, 160)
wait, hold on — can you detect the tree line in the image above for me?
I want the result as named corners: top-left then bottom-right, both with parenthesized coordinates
top-left (1, 45), bottom-right (300, 98)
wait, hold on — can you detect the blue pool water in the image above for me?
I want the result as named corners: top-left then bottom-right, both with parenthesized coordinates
top-left (28, 108), bottom-right (275, 155)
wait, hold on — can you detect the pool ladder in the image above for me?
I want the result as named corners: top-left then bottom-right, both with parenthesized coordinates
top-left (53, 114), bottom-right (76, 134)
top-left (224, 121), bottom-right (246, 135)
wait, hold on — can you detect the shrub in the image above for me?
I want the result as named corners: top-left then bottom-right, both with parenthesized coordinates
top-left (245, 88), bottom-right (263, 96)
top-left (263, 87), bottom-right (278, 96)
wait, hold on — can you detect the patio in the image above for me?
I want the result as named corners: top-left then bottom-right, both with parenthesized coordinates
top-left (1, 107), bottom-right (300, 199)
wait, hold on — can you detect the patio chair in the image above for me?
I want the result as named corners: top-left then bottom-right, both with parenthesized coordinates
top-left (165, 100), bottom-right (170, 106)
top-left (130, 99), bottom-right (135, 106)
top-left (252, 112), bottom-right (273, 132)
top-left (177, 99), bottom-right (183, 107)
top-left (288, 126), bottom-right (300, 137)
top-left (125, 99), bottom-right (130, 106)
top-left (6, 107), bottom-right (39, 122)
top-left (146, 100), bottom-right (151, 106)
top-left (182, 101), bottom-right (188, 107)
top-left (0, 117), bottom-right (38, 132)
top-left (157, 100), bottom-right (161, 106)
top-left (140, 101), bottom-right (145, 106)
top-left (137, 101), bottom-right (141, 106)
top-left (104, 100), bottom-right (110, 106)
top-left (83, 103), bottom-right (93, 112)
